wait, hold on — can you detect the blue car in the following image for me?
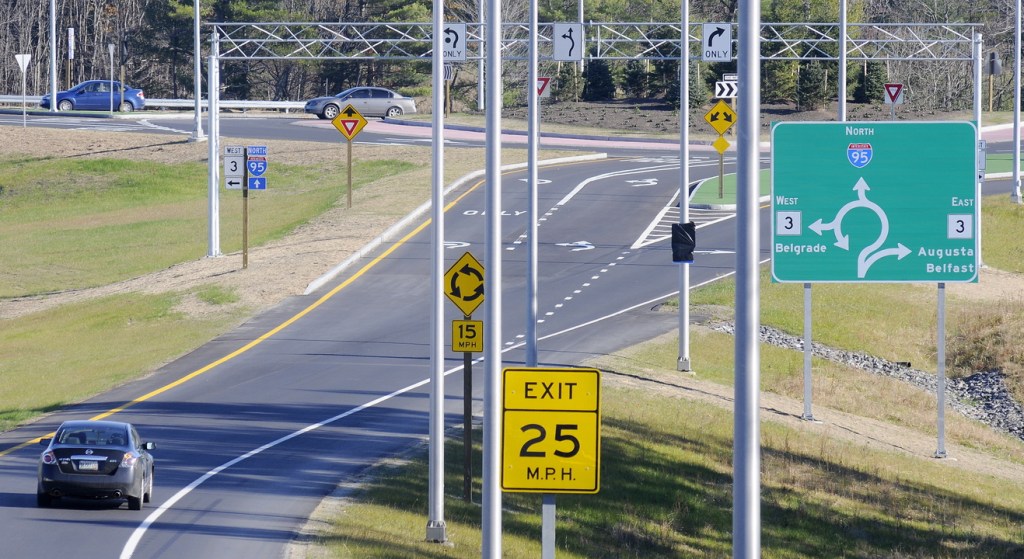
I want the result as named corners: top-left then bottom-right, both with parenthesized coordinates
top-left (40, 80), bottom-right (146, 112)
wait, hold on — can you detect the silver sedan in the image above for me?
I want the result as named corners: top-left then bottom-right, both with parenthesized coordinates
top-left (304, 86), bottom-right (418, 120)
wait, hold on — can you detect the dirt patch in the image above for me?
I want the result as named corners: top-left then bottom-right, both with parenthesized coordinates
top-left (502, 98), bottom-right (972, 138)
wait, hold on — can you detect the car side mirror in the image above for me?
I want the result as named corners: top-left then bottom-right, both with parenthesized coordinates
top-left (39, 438), bottom-right (51, 446)
top-left (142, 442), bottom-right (156, 451)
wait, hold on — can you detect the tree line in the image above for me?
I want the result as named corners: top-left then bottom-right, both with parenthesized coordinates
top-left (1, 0), bottom-right (1019, 112)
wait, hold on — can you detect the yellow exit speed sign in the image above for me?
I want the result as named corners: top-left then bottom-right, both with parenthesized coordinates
top-left (501, 367), bottom-right (601, 494)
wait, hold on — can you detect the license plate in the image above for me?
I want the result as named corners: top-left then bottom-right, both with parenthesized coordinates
top-left (78, 460), bottom-right (99, 471)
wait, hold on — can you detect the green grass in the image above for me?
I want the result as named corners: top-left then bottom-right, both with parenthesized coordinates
top-left (690, 168), bottom-right (771, 206)
top-left (0, 291), bottom-right (247, 432)
top-left (0, 156), bottom-right (413, 297)
top-left (309, 387), bottom-right (1024, 558)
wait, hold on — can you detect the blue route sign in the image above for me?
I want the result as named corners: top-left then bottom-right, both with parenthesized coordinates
top-left (246, 158), bottom-right (267, 177)
top-left (771, 121), bottom-right (978, 283)
top-left (248, 177), bottom-right (267, 190)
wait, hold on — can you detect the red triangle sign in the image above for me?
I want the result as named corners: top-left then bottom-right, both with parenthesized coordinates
top-left (884, 83), bottom-right (904, 104)
top-left (342, 119), bottom-right (358, 135)
top-left (536, 77), bottom-right (551, 97)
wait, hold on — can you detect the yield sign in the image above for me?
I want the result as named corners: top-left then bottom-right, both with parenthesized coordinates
top-left (536, 77), bottom-right (552, 98)
top-left (883, 83), bottom-right (905, 105)
top-left (331, 104), bottom-right (368, 141)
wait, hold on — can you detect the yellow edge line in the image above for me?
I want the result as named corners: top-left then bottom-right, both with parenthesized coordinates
top-left (3, 156), bottom-right (602, 458)
top-left (0, 173), bottom-right (494, 459)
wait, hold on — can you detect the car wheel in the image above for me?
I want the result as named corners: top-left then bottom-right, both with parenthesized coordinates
top-left (36, 492), bottom-right (52, 508)
top-left (143, 468), bottom-right (153, 503)
top-left (119, 101), bottom-right (134, 112)
top-left (57, 100), bottom-right (73, 112)
top-left (386, 106), bottom-right (404, 118)
top-left (322, 104), bottom-right (340, 120)
top-left (127, 494), bottom-right (143, 511)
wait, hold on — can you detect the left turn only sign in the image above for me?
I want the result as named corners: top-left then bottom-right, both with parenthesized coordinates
top-left (444, 251), bottom-right (485, 316)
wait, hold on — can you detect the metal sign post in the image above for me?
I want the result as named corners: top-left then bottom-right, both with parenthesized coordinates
top-left (331, 104), bottom-right (368, 209)
top-left (242, 146), bottom-right (269, 269)
top-left (15, 54), bottom-right (30, 127)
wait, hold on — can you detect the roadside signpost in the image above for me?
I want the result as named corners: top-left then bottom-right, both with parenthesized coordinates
top-left (772, 120), bottom-right (978, 459)
top-left (15, 54), bottom-right (30, 127)
top-left (883, 83), bottom-right (905, 119)
top-left (771, 121), bottom-right (978, 283)
top-left (704, 99), bottom-right (737, 197)
top-left (223, 146), bottom-right (244, 190)
top-left (331, 104), bottom-right (368, 208)
top-left (501, 367), bottom-right (601, 493)
top-left (239, 145), bottom-right (268, 269)
top-left (444, 251), bottom-right (485, 501)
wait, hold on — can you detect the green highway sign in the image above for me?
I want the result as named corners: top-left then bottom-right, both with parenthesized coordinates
top-left (771, 121), bottom-right (978, 283)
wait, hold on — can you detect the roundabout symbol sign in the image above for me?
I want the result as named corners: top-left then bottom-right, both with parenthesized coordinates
top-left (771, 121), bottom-right (978, 283)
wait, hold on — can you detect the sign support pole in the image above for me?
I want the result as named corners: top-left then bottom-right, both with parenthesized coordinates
top-left (346, 139), bottom-right (353, 209)
top-left (206, 32), bottom-right (221, 258)
top-left (242, 147), bottom-right (249, 269)
top-left (426, 0), bottom-right (448, 541)
top-left (802, 283), bottom-right (814, 420)
top-left (483, 0), bottom-right (504, 549)
top-left (935, 283), bottom-right (947, 458)
top-left (463, 338), bottom-right (473, 502)
top-left (677, 0), bottom-right (691, 372)
top-left (735, 0), bottom-right (762, 555)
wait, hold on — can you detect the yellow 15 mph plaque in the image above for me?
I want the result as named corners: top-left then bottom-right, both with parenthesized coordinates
top-left (501, 367), bottom-right (601, 494)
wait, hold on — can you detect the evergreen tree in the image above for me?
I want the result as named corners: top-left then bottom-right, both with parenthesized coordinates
top-left (622, 60), bottom-right (650, 98)
top-left (762, 60), bottom-right (797, 103)
top-left (853, 61), bottom-right (887, 104)
top-left (797, 60), bottom-right (829, 110)
top-left (583, 58), bottom-right (616, 101)
top-left (555, 63), bottom-right (583, 102)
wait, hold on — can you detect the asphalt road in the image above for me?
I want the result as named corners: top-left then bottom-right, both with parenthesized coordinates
top-left (0, 135), bottom-right (765, 557)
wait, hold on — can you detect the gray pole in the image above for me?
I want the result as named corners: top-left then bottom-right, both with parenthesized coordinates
top-left (49, 0), bottom-right (57, 113)
top-left (109, 44), bottom-right (115, 113)
top-left (975, 33), bottom-right (984, 266)
top-left (677, 3), bottom-right (691, 372)
top-left (190, 0), bottom-right (206, 142)
top-left (1014, 0), bottom-right (1021, 203)
top-left (425, 0), bottom-right (448, 543)
top-left (482, 0), bottom-right (503, 553)
top-left (477, 0), bottom-right (485, 111)
top-left (526, 0), bottom-right (539, 371)
top-left (207, 32), bottom-right (221, 258)
top-left (735, 0), bottom-right (762, 556)
top-left (838, 0), bottom-right (847, 121)
top-left (801, 283), bottom-right (814, 420)
top-left (935, 283), bottom-right (947, 457)
top-left (528, 6), bottom-right (555, 558)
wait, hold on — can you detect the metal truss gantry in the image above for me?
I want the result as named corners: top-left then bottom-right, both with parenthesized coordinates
top-left (210, 21), bottom-right (979, 62)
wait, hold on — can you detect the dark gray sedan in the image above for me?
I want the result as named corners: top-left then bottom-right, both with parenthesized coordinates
top-left (37, 420), bottom-right (155, 510)
top-left (304, 86), bottom-right (417, 120)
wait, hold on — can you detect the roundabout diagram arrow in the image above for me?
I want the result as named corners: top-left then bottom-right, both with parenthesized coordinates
top-left (809, 177), bottom-right (912, 278)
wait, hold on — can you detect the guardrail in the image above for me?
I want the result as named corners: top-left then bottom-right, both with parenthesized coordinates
top-left (0, 95), bottom-right (305, 112)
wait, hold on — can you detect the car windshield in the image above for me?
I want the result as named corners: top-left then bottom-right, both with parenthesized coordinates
top-left (58, 426), bottom-right (128, 446)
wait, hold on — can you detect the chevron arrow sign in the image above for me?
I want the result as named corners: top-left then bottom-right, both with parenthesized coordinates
top-left (715, 80), bottom-right (738, 99)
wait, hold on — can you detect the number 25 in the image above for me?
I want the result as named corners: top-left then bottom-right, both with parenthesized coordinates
top-left (519, 424), bottom-right (580, 458)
